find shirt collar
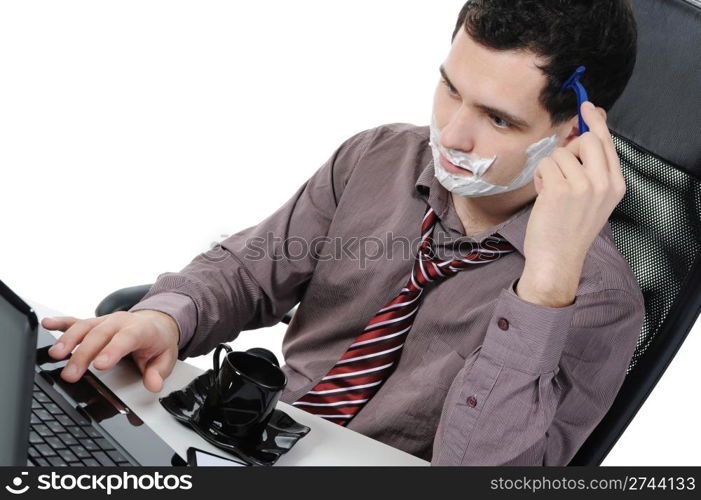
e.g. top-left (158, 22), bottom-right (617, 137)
top-left (414, 148), bottom-right (533, 258)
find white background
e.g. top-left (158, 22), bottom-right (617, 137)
top-left (0, 0), bottom-right (697, 466)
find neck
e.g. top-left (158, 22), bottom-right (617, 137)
top-left (451, 183), bottom-right (537, 235)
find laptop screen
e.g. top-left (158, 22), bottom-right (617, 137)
top-left (0, 279), bottom-right (38, 466)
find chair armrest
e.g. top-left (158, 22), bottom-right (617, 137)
top-left (95, 284), bottom-right (153, 317)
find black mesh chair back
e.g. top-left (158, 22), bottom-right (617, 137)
top-left (569, 0), bottom-right (701, 465)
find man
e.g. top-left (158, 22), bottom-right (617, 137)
top-left (42, 0), bottom-right (644, 465)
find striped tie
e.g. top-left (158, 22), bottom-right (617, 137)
top-left (292, 204), bottom-right (516, 425)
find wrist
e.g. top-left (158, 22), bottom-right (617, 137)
top-left (516, 267), bottom-right (579, 308)
top-left (132, 309), bottom-right (181, 346)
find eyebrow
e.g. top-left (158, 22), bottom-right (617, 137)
top-left (439, 64), bottom-right (531, 129)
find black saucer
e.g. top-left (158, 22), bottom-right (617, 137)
top-left (159, 369), bottom-right (310, 466)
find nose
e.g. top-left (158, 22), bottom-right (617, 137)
top-left (439, 107), bottom-right (475, 153)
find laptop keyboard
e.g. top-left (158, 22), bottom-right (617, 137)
top-left (28, 382), bottom-right (132, 467)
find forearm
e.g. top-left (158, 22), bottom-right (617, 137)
top-left (431, 280), bottom-right (645, 466)
top-left (129, 252), bottom-right (270, 359)
top-left (517, 257), bottom-right (584, 308)
top-left (431, 277), bottom-right (576, 465)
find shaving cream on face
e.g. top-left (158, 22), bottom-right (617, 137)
top-left (429, 111), bottom-right (559, 197)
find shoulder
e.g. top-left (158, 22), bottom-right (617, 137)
top-left (343, 122), bottom-right (429, 157)
top-left (358, 122), bottom-right (431, 174)
top-left (365, 122), bottom-right (430, 151)
top-left (372, 122), bottom-right (429, 139)
top-left (331, 122), bottom-right (431, 193)
top-left (330, 122), bottom-right (428, 167)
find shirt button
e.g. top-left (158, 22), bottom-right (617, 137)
top-left (497, 317), bottom-right (509, 330)
top-left (466, 395), bottom-right (477, 408)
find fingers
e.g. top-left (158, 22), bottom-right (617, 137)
top-left (563, 103), bottom-right (625, 197)
top-left (143, 349), bottom-right (177, 393)
top-left (131, 352), bottom-right (149, 375)
top-left (43, 310), bottom-right (178, 394)
top-left (47, 317), bottom-right (101, 360)
top-left (551, 147), bottom-right (587, 184)
top-left (578, 133), bottom-right (611, 193)
top-left (580, 101), bottom-right (620, 175)
top-left (91, 327), bottom-right (143, 371)
top-left (41, 316), bottom-right (78, 332)
top-left (580, 101), bottom-right (609, 143)
top-left (60, 319), bottom-right (123, 382)
top-left (535, 158), bottom-right (566, 192)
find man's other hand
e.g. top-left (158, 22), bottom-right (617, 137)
top-left (41, 310), bottom-right (181, 393)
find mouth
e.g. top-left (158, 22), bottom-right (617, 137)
top-left (439, 153), bottom-right (474, 176)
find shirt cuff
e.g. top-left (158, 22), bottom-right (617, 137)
top-left (479, 277), bottom-right (577, 375)
top-left (128, 292), bottom-right (198, 355)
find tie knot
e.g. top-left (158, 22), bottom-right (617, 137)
top-left (409, 233), bottom-right (517, 292)
top-left (420, 237), bottom-right (444, 267)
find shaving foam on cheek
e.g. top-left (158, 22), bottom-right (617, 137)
top-left (428, 111), bottom-right (559, 197)
top-left (428, 112), bottom-right (497, 176)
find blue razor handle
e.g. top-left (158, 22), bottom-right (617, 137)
top-left (559, 65), bottom-right (590, 135)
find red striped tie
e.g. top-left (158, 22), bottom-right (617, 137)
top-left (292, 205), bottom-right (516, 425)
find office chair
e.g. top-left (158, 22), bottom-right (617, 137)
top-left (568, 0), bottom-right (701, 464)
top-left (97, 0), bottom-right (701, 465)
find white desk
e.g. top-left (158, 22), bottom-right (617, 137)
top-left (25, 297), bottom-right (429, 466)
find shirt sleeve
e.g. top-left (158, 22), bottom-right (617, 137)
top-left (129, 126), bottom-right (379, 360)
top-left (430, 277), bottom-right (645, 466)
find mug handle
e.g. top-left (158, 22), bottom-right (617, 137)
top-left (213, 343), bottom-right (233, 383)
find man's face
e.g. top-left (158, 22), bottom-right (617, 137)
top-left (433, 29), bottom-right (577, 188)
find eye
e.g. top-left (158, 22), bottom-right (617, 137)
top-left (490, 114), bottom-right (511, 129)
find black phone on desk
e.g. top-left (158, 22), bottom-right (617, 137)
top-left (186, 447), bottom-right (251, 467)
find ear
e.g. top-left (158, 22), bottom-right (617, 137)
top-left (560, 115), bottom-right (580, 147)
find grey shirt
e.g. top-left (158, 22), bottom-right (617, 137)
top-left (130, 122), bottom-right (646, 466)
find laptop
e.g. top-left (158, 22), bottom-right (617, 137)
top-left (0, 279), bottom-right (183, 466)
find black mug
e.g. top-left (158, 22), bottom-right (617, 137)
top-left (199, 343), bottom-right (287, 441)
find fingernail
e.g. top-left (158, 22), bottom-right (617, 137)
top-left (50, 342), bottom-right (64, 352)
top-left (95, 354), bottom-right (109, 366)
top-left (63, 364), bottom-right (78, 377)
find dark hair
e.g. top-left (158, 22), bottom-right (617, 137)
top-left (452, 0), bottom-right (638, 125)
